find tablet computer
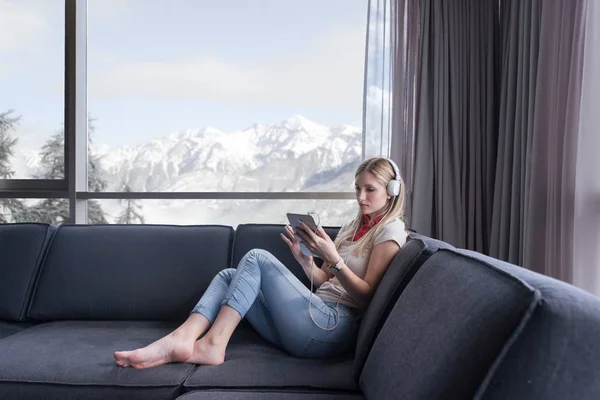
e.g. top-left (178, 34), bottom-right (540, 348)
top-left (286, 213), bottom-right (319, 257)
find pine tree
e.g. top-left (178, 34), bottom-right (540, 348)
top-left (0, 111), bottom-right (19, 178)
top-left (86, 116), bottom-right (108, 223)
top-left (116, 184), bottom-right (145, 224)
top-left (30, 116), bottom-right (108, 224)
top-left (0, 110), bottom-right (29, 223)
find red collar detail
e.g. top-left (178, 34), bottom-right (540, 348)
top-left (352, 214), bottom-right (384, 241)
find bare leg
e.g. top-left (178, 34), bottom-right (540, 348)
top-left (185, 305), bottom-right (242, 366)
top-left (113, 312), bottom-right (210, 369)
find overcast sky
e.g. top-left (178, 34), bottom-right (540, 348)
top-left (0, 0), bottom-right (368, 149)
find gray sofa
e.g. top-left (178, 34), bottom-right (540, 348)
top-left (0, 222), bottom-right (599, 399)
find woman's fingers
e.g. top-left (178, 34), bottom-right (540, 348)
top-left (282, 226), bottom-right (298, 245)
top-left (280, 233), bottom-right (292, 246)
top-left (296, 232), bottom-right (318, 254)
top-left (299, 221), bottom-right (318, 239)
top-left (281, 232), bottom-right (297, 250)
top-left (285, 225), bottom-right (297, 242)
top-left (296, 229), bottom-right (315, 251)
top-left (295, 229), bottom-right (309, 244)
top-left (300, 222), bottom-right (325, 247)
top-left (295, 227), bottom-right (310, 244)
top-left (316, 226), bottom-right (329, 240)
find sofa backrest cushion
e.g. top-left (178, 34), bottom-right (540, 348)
top-left (353, 233), bottom-right (455, 379)
top-left (0, 223), bottom-right (56, 321)
top-left (353, 238), bottom-right (427, 380)
top-left (231, 224), bottom-right (339, 288)
top-left (359, 249), bottom-right (541, 400)
top-left (453, 249), bottom-right (600, 400)
top-left (407, 231), bottom-right (455, 252)
top-left (28, 225), bottom-right (234, 321)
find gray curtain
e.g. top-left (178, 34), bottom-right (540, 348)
top-left (574, 0), bottom-right (600, 297)
top-left (401, 0), bottom-right (500, 252)
top-left (488, 0), bottom-right (541, 264)
top-left (389, 0), bottom-right (591, 286)
top-left (489, 0), bottom-right (587, 281)
top-left (390, 0), bottom-right (420, 225)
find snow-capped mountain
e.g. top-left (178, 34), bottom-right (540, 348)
top-left (13, 116), bottom-right (363, 226)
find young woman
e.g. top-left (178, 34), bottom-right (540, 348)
top-left (114, 157), bottom-right (408, 368)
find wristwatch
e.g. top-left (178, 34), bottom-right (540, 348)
top-left (327, 257), bottom-right (343, 274)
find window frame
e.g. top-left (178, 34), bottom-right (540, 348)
top-left (0, 0), bottom-right (364, 224)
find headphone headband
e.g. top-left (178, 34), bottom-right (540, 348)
top-left (386, 158), bottom-right (400, 180)
top-left (385, 158), bottom-right (401, 197)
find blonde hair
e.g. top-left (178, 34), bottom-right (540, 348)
top-left (334, 157), bottom-right (406, 256)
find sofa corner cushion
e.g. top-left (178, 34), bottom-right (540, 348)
top-left (0, 223), bottom-right (55, 321)
top-left (353, 238), bottom-right (428, 379)
top-left (359, 249), bottom-right (541, 400)
top-left (451, 248), bottom-right (600, 400)
top-left (28, 224), bottom-right (234, 321)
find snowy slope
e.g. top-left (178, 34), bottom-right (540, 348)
top-left (14, 115), bottom-right (363, 226)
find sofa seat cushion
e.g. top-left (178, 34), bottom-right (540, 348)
top-left (178, 390), bottom-right (365, 400)
top-left (0, 320), bottom-right (37, 340)
top-left (0, 321), bottom-right (196, 400)
top-left (184, 322), bottom-right (358, 392)
top-left (359, 249), bottom-right (541, 400)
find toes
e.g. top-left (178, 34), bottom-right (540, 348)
top-left (114, 350), bottom-right (134, 368)
top-left (114, 350), bottom-right (129, 360)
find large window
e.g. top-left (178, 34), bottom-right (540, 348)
top-left (0, 1), bottom-right (66, 224)
top-left (0, 0), bottom-right (65, 180)
top-left (1, 1), bottom-right (370, 225)
top-left (91, 199), bottom-right (357, 227)
top-left (87, 0), bottom-right (367, 195)
top-left (0, 198), bottom-right (66, 224)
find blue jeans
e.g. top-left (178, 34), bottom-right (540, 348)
top-left (191, 249), bottom-right (361, 358)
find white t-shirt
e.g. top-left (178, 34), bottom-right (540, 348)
top-left (315, 218), bottom-right (408, 311)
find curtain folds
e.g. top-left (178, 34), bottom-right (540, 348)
top-left (390, 0), bottom-right (420, 224)
top-left (490, 0), bottom-right (587, 281)
top-left (385, 0), bottom-right (595, 291)
top-left (489, 0), bottom-right (541, 265)
top-left (401, 0), bottom-right (499, 252)
top-left (573, 0), bottom-right (600, 296)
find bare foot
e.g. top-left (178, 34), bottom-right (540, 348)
top-left (185, 337), bottom-right (226, 366)
top-left (113, 332), bottom-right (194, 369)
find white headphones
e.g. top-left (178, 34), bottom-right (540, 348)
top-left (385, 158), bottom-right (401, 197)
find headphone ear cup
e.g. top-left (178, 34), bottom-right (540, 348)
top-left (387, 180), bottom-right (400, 197)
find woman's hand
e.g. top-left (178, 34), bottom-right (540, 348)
top-left (295, 222), bottom-right (340, 265)
top-left (280, 225), bottom-right (313, 267)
